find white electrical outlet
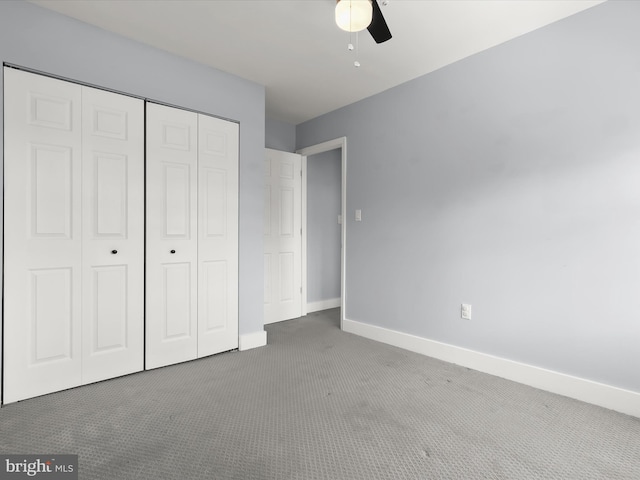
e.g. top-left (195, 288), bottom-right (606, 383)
top-left (461, 304), bottom-right (472, 320)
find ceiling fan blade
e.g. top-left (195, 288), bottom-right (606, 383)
top-left (367, 0), bottom-right (392, 44)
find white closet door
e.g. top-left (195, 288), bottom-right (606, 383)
top-left (146, 103), bottom-right (199, 369)
top-left (264, 149), bottom-right (302, 324)
top-left (81, 86), bottom-right (144, 383)
top-left (197, 114), bottom-right (239, 357)
top-left (3, 68), bottom-right (83, 403)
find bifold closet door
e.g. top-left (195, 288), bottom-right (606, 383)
top-left (197, 114), bottom-right (239, 357)
top-left (146, 103), bottom-right (199, 369)
top-left (80, 87), bottom-right (144, 384)
top-left (3, 68), bottom-right (144, 403)
top-left (4, 69), bottom-right (83, 403)
top-left (146, 104), bottom-right (239, 368)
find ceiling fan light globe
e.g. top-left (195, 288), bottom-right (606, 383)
top-left (335, 0), bottom-right (373, 33)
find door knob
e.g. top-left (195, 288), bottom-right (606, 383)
top-left (170, 249), bottom-right (176, 254)
top-left (111, 250), bottom-right (118, 254)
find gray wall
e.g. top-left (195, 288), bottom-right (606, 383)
top-left (0, 0), bottom-right (265, 354)
top-left (297, 0), bottom-right (640, 393)
top-left (266, 118), bottom-right (296, 152)
top-left (307, 150), bottom-right (342, 303)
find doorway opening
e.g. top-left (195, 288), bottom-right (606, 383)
top-left (298, 137), bottom-right (347, 329)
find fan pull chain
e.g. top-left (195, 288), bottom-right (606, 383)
top-left (347, 31), bottom-right (360, 68)
top-left (345, 1), bottom-right (361, 68)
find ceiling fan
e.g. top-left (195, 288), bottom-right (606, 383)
top-left (335, 0), bottom-right (392, 44)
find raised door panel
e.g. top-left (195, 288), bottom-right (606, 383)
top-left (3, 67), bottom-right (83, 403)
top-left (280, 186), bottom-right (294, 237)
top-left (30, 144), bottom-right (73, 238)
top-left (197, 114), bottom-right (238, 357)
top-left (90, 266), bottom-right (128, 351)
top-left (203, 168), bottom-right (227, 237)
top-left (163, 263), bottom-right (193, 339)
top-left (29, 268), bottom-right (74, 364)
top-left (164, 163), bottom-right (192, 237)
top-left (279, 253), bottom-right (295, 303)
top-left (93, 152), bottom-right (128, 237)
top-left (81, 86), bottom-right (144, 384)
top-left (201, 261), bottom-right (228, 333)
top-left (28, 93), bottom-right (72, 131)
top-left (146, 103), bottom-right (198, 369)
top-left (264, 149), bottom-right (302, 325)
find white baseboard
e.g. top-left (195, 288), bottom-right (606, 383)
top-left (238, 330), bottom-right (267, 351)
top-left (343, 318), bottom-right (640, 418)
top-left (307, 297), bottom-right (341, 313)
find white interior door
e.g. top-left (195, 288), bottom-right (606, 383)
top-left (146, 103), bottom-right (198, 369)
top-left (81, 86), bottom-right (144, 384)
top-left (197, 114), bottom-right (239, 357)
top-left (3, 68), bottom-right (83, 403)
top-left (264, 148), bottom-right (302, 324)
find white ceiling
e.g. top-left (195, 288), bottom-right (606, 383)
top-left (29, 0), bottom-right (604, 125)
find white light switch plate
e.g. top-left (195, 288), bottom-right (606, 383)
top-left (461, 304), bottom-right (472, 320)
top-left (338, 215), bottom-right (342, 225)
top-left (355, 209), bottom-right (362, 221)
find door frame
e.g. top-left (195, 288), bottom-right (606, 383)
top-left (297, 137), bottom-right (347, 329)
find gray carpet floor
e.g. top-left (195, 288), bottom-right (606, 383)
top-left (1, 308), bottom-right (639, 479)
